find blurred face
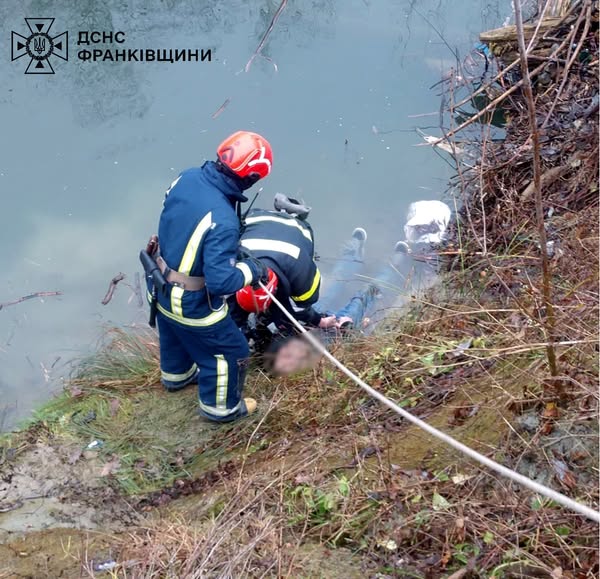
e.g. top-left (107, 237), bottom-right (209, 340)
top-left (273, 338), bottom-right (314, 375)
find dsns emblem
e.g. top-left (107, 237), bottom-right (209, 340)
top-left (11, 18), bottom-right (68, 74)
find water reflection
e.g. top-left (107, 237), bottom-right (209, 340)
top-left (1, 0), bottom-right (501, 429)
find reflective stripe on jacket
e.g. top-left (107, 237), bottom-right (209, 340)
top-left (153, 161), bottom-right (256, 326)
top-left (240, 209), bottom-right (321, 307)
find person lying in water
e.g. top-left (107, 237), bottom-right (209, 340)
top-left (232, 196), bottom-right (453, 375)
top-left (248, 199), bottom-right (454, 375)
top-left (236, 225), bottom-right (404, 375)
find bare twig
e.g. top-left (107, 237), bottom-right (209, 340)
top-left (101, 273), bottom-right (126, 306)
top-left (432, 21), bottom-right (581, 145)
top-left (245, 0), bottom-right (287, 73)
top-left (542, 0), bottom-right (593, 128)
top-left (211, 97), bottom-right (231, 119)
top-left (0, 291), bottom-right (62, 311)
top-left (513, 0), bottom-right (559, 382)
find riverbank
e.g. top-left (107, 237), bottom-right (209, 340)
top-left (1, 3), bottom-right (598, 577)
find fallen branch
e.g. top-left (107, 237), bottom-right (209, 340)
top-left (521, 165), bottom-right (570, 200)
top-left (101, 273), bottom-right (126, 306)
top-left (449, 0), bottom-right (581, 113)
top-left (479, 18), bottom-right (563, 43)
top-left (244, 0), bottom-right (287, 73)
top-left (211, 97), bottom-right (231, 119)
top-left (432, 14), bottom-right (582, 145)
top-left (0, 291), bottom-right (62, 311)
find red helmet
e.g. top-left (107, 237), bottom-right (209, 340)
top-left (236, 268), bottom-right (278, 313)
top-left (217, 131), bottom-right (273, 180)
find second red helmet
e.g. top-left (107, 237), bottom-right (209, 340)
top-left (236, 268), bottom-right (279, 314)
top-left (217, 131), bottom-right (273, 180)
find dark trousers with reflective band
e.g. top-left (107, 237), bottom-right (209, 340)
top-left (157, 312), bottom-right (250, 421)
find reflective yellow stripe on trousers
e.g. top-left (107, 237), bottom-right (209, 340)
top-left (198, 354), bottom-right (241, 418)
top-left (215, 354), bottom-right (228, 410)
top-left (161, 363), bottom-right (198, 383)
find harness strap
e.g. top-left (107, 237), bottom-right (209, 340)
top-left (156, 256), bottom-right (206, 291)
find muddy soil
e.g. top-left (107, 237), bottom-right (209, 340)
top-left (0, 441), bottom-right (141, 544)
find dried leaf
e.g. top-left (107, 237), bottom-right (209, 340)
top-left (452, 473), bottom-right (473, 485)
top-left (294, 474), bottom-right (313, 485)
top-left (69, 386), bottom-right (84, 398)
top-left (449, 404), bottom-right (480, 427)
top-left (540, 421), bottom-right (554, 435)
top-left (570, 450), bottom-right (588, 462)
top-left (440, 549), bottom-right (452, 567)
top-left (448, 338), bottom-right (473, 358)
top-left (109, 398), bottom-right (120, 417)
top-left (550, 458), bottom-right (578, 489)
top-left (543, 402), bottom-right (559, 419)
top-left (561, 470), bottom-right (578, 490)
top-left (550, 567), bottom-right (563, 579)
top-left (100, 456), bottom-right (121, 477)
top-left (379, 539), bottom-right (397, 551)
top-left (432, 492), bottom-right (451, 511)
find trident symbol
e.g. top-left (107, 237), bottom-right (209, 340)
top-left (34, 36), bottom-right (46, 54)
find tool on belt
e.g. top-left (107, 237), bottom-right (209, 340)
top-left (139, 235), bottom-right (206, 328)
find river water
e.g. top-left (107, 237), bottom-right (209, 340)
top-left (0, 0), bottom-right (504, 429)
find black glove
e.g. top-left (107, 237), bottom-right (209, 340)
top-left (245, 256), bottom-right (269, 288)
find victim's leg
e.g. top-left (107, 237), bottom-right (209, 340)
top-left (316, 228), bottom-right (367, 313)
top-left (335, 284), bottom-right (380, 327)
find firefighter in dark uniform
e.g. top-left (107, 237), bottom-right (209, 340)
top-left (230, 197), bottom-right (337, 352)
top-left (144, 131), bottom-right (272, 422)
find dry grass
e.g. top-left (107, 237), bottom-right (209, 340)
top-left (69, 326), bottom-right (161, 392)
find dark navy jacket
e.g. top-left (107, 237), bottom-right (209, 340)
top-left (230, 208), bottom-right (323, 332)
top-left (153, 161), bottom-right (258, 326)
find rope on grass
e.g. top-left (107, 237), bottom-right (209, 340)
top-left (259, 281), bottom-right (600, 523)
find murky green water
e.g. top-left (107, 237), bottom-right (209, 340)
top-left (0, 0), bottom-right (504, 429)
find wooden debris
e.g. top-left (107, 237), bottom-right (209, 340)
top-left (101, 273), bottom-right (126, 305)
top-left (211, 97), bottom-right (231, 119)
top-left (0, 291), bottom-right (62, 311)
top-left (480, 18), bottom-right (563, 43)
top-left (244, 0), bottom-right (287, 73)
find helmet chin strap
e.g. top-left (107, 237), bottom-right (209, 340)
top-left (215, 158), bottom-right (260, 191)
top-left (237, 173), bottom-right (261, 191)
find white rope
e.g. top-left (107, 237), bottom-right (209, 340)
top-left (259, 282), bottom-right (600, 523)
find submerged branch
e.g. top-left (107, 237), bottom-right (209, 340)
top-left (244, 0), bottom-right (287, 73)
top-left (0, 291), bottom-right (62, 311)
